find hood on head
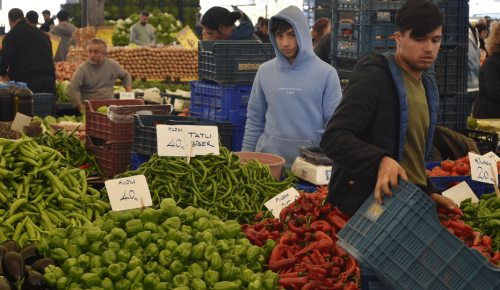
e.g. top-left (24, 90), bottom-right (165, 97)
top-left (269, 6), bottom-right (316, 70)
top-left (229, 11), bottom-right (256, 40)
top-left (52, 23), bottom-right (76, 37)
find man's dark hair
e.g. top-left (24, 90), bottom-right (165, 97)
top-left (57, 10), bottom-right (70, 21)
top-left (141, 10), bottom-right (150, 17)
top-left (271, 18), bottom-right (293, 35)
top-left (395, 0), bottom-right (445, 38)
top-left (257, 16), bottom-right (264, 24)
top-left (261, 19), bottom-right (269, 29)
top-left (42, 10), bottom-right (50, 16)
top-left (26, 11), bottom-right (39, 24)
top-left (8, 8), bottom-right (24, 22)
top-left (201, 7), bottom-right (241, 33)
top-left (475, 23), bottom-right (489, 35)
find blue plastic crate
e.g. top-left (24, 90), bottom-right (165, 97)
top-left (337, 179), bottom-right (500, 290)
top-left (437, 93), bottom-right (467, 132)
top-left (232, 124), bottom-right (245, 152)
top-left (201, 94), bottom-right (210, 105)
top-left (438, 0), bottom-right (469, 47)
top-left (33, 93), bottom-right (55, 118)
top-left (198, 41), bottom-right (276, 85)
top-left (215, 85), bottom-right (252, 109)
top-left (215, 109), bottom-right (247, 124)
top-left (191, 103), bottom-right (202, 115)
top-left (425, 162), bottom-right (496, 198)
top-left (332, 0), bottom-right (437, 12)
top-left (131, 152), bottom-right (151, 171)
top-left (192, 92), bottom-right (202, 104)
top-left (435, 45), bottom-right (468, 96)
top-left (360, 266), bottom-right (393, 290)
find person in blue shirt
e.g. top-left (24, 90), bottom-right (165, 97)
top-left (242, 6), bottom-right (342, 172)
top-left (201, 7), bottom-right (261, 42)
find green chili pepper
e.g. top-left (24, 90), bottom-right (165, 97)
top-left (46, 265), bottom-right (65, 280)
top-left (140, 208), bottom-right (159, 224)
top-left (153, 283), bottom-right (169, 290)
top-left (78, 254), bottom-right (91, 270)
top-left (125, 220), bottom-right (144, 237)
top-left (265, 240), bottom-right (277, 254)
top-left (136, 231), bottom-right (152, 247)
top-left (246, 246), bottom-right (260, 263)
top-left (123, 239), bottom-right (139, 252)
top-left (187, 263), bottom-right (204, 279)
top-left (130, 282), bottom-right (143, 290)
top-left (247, 280), bottom-right (263, 290)
top-left (241, 269), bottom-right (255, 286)
top-left (204, 245), bottom-right (217, 261)
top-left (172, 243), bottom-right (191, 261)
top-left (247, 262), bottom-right (262, 274)
top-left (159, 250), bottom-right (173, 267)
top-left (51, 248), bottom-right (69, 263)
top-left (56, 277), bottom-right (70, 290)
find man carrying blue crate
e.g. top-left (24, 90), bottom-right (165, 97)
top-left (320, 0), bottom-right (459, 219)
top-left (241, 6), bottom-right (343, 172)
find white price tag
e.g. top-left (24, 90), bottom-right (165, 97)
top-left (442, 181), bottom-right (479, 205)
top-left (156, 125), bottom-right (219, 157)
top-left (470, 152), bottom-right (499, 185)
top-left (119, 92), bottom-right (135, 100)
top-left (105, 175), bottom-right (152, 211)
top-left (484, 151), bottom-right (500, 163)
top-left (265, 188), bottom-right (301, 219)
top-left (11, 113), bottom-right (32, 132)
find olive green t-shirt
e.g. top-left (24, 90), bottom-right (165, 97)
top-left (400, 68), bottom-right (430, 187)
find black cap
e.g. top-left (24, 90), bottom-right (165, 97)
top-left (42, 10), bottom-right (50, 16)
top-left (201, 7), bottom-right (241, 30)
top-left (26, 11), bottom-right (39, 24)
top-left (57, 10), bottom-right (70, 21)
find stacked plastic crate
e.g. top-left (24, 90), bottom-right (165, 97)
top-left (303, 0), bottom-right (332, 28)
top-left (331, 0), bottom-right (469, 131)
top-left (191, 40), bottom-right (276, 151)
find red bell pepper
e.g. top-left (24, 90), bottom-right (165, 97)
top-left (344, 282), bottom-right (360, 290)
top-left (288, 221), bottom-right (306, 236)
top-left (278, 277), bottom-right (309, 289)
top-left (310, 249), bottom-right (326, 265)
top-left (327, 212), bottom-right (347, 229)
top-left (305, 264), bottom-right (327, 282)
top-left (330, 257), bottom-right (345, 268)
top-left (313, 206), bottom-right (321, 217)
top-left (437, 206), bottom-right (464, 217)
top-left (294, 241), bottom-right (318, 256)
top-left (269, 257), bottom-right (298, 272)
top-left (316, 283), bottom-right (343, 290)
top-left (301, 198), bottom-right (315, 211)
top-left (310, 221), bottom-right (332, 233)
top-left (301, 281), bottom-right (315, 290)
top-left (278, 273), bottom-right (299, 278)
top-left (473, 232), bottom-right (482, 246)
top-left (483, 235), bottom-right (493, 247)
top-left (280, 206), bottom-right (290, 221)
top-left (341, 257), bottom-right (357, 276)
top-left (449, 221), bottom-right (473, 238)
top-left (493, 252), bottom-right (500, 260)
top-left (440, 220), bottom-right (450, 227)
top-left (329, 267), bottom-right (341, 277)
top-left (254, 212), bottom-right (265, 222)
top-left (334, 206), bottom-right (351, 221)
top-left (447, 227), bottom-right (455, 234)
top-left (305, 213), bottom-right (317, 224)
top-left (334, 243), bottom-right (349, 258)
top-left (320, 201), bottom-right (332, 214)
top-left (315, 231), bottom-right (334, 244)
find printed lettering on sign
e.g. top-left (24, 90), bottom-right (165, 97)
top-left (238, 63), bottom-right (262, 71)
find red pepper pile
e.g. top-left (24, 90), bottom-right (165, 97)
top-left (442, 217), bottom-right (499, 265)
top-left (242, 186), bottom-right (360, 290)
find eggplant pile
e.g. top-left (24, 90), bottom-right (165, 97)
top-left (0, 241), bottom-right (54, 290)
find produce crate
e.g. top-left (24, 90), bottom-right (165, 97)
top-left (316, 0), bottom-right (332, 7)
top-left (131, 151), bottom-right (151, 171)
top-left (331, 0), bottom-right (437, 12)
top-left (133, 115), bottom-right (233, 155)
top-left (360, 266), bottom-right (393, 290)
top-left (337, 70), bottom-right (352, 89)
top-left (434, 45), bottom-right (468, 96)
top-left (459, 129), bottom-right (499, 155)
top-left (215, 109), bottom-right (247, 124)
top-left (337, 179), bottom-right (500, 290)
top-left (438, 0), bottom-right (469, 47)
top-left (437, 93), bottom-right (467, 132)
top-left (232, 124), bottom-right (246, 152)
top-left (86, 100), bottom-right (172, 143)
top-left (426, 162), bottom-right (496, 198)
top-left (198, 41), bottom-right (276, 85)
top-left (33, 93), bottom-right (55, 118)
top-left (86, 136), bottom-right (133, 177)
top-left (331, 14), bottom-right (397, 65)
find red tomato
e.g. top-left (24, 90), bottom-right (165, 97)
top-left (456, 163), bottom-right (470, 175)
top-left (178, 113), bottom-right (186, 116)
top-left (451, 172), bottom-right (460, 176)
top-left (463, 155), bottom-right (470, 166)
top-left (183, 109), bottom-right (190, 116)
top-left (429, 173), bottom-right (438, 177)
top-left (433, 166), bottom-right (443, 172)
top-left (456, 158), bottom-right (464, 164)
top-left (436, 171), bottom-right (448, 176)
top-left (426, 169), bottom-right (432, 175)
top-left (451, 166), bottom-right (457, 173)
top-left (441, 160), bottom-right (455, 172)
top-left (497, 161), bottom-right (500, 172)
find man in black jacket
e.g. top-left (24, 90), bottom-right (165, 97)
top-left (0, 9), bottom-right (56, 94)
top-left (320, 0), bottom-right (458, 219)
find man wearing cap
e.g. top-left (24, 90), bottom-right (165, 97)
top-left (25, 11), bottom-right (39, 27)
top-left (130, 10), bottom-right (156, 46)
top-left (0, 9), bottom-right (56, 94)
top-left (50, 10), bottom-right (78, 62)
top-left (40, 10), bottom-right (54, 32)
top-left (314, 12), bottom-right (357, 65)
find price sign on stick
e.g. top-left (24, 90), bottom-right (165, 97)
top-left (47, 33), bottom-right (61, 58)
top-left (176, 26), bottom-right (199, 49)
top-left (470, 152), bottom-right (499, 185)
top-left (156, 125), bottom-right (219, 157)
top-left (265, 188), bottom-right (301, 219)
top-left (484, 151), bottom-right (500, 163)
top-left (11, 113), bottom-right (32, 132)
top-left (105, 175), bottom-right (152, 211)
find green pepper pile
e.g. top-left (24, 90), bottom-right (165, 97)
top-left (460, 193), bottom-right (500, 252)
top-left (34, 126), bottom-right (102, 175)
top-left (101, 146), bottom-right (298, 223)
top-left (40, 198), bottom-right (279, 290)
top-left (0, 133), bottom-right (110, 247)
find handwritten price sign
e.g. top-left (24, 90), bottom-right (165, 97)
top-left (156, 125), bottom-right (219, 157)
top-left (265, 188), bottom-right (301, 219)
top-left (176, 26), bottom-right (199, 49)
top-left (105, 175), bottom-right (152, 211)
top-left (470, 152), bottom-right (499, 185)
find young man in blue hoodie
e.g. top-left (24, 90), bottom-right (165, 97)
top-left (320, 0), bottom-right (458, 219)
top-left (242, 6), bottom-right (342, 172)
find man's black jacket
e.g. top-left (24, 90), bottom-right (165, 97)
top-left (0, 20), bottom-right (55, 82)
top-left (320, 53), bottom-right (441, 216)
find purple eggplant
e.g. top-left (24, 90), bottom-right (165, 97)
top-left (0, 277), bottom-right (11, 290)
top-left (18, 245), bottom-right (41, 266)
top-left (0, 245), bottom-right (7, 259)
top-left (2, 241), bottom-right (20, 253)
top-left (29, 258), bottom-right (55, 275)
top-left (21, 270), bottom-right (44, 290)
top-left (2, 252), bottom-right (25, 290)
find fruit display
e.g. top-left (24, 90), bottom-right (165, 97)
top-left (426, 153), bottom-right (472, 177)
top-left (37, 199), bottom-right (278, 290)
top-left (55, 62), bottom-right (79, 82)
top-left (106, 47), bottom-right (198, 82)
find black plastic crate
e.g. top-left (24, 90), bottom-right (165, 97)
top-left (332, 0), bottom-right (437, 12)
top-left (434, 45), bottom-right (468, 95)
top-left (316, 0), bottom-right (332, 7)
top-left (33, 93), bottom-right (55, 118)
top-left (438, 0), bottom-right (469, 46)
top-left (133, 114), bottom-right (233, 155)
top-left (459, 129), bottom-right (499, 155)
top-left (314, 8), bottom-right (331, 20)
top-left (337, 70), bottom-right (352, 89)
top-left (437, 93), bottom-right (467, 132)
top-left (198, 41), bottom-right (276, 85)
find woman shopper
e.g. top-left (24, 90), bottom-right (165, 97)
top-left (311, 18), bottom-right (330, 48)
top-left (473, 24), bottom-right (500, 118)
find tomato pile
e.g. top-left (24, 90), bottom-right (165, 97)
top-left (242, 186), bottom-right (360, 290)
top-left (426, 153), bottom-right (473, 177)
